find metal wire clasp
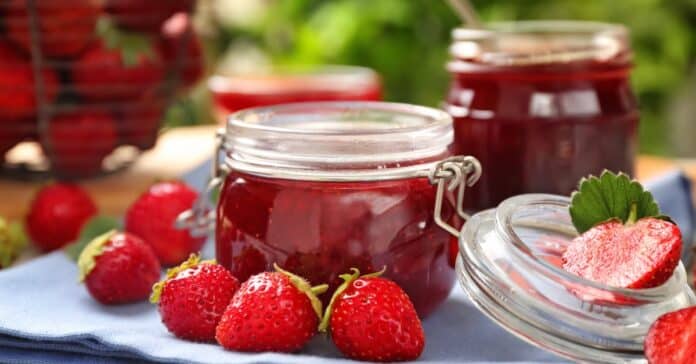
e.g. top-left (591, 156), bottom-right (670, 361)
top-left (175, 129), bottom-right (228, 237)
top-left (428, 156), bottom-right (482, 237)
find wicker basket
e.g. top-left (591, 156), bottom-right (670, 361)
top-left (0, 0), bottom-right (203, 179)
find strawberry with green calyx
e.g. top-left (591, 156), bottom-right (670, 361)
top-left (150, 254), bottom-right (239, 342)
top-left (563, 171), bottom-right (682, 289)
top-left (72, 19), bottom-right (165, 102)
top-left (78, 230), bottom-right (161, 304)
top-left (319, 268), bottom-right (425, 362)
top-left (0, 218), bottom-right (27, 268)
top-left (215, 264), bottom-right (328, 353)
top-left (64, 216), bottom-right (121, 261)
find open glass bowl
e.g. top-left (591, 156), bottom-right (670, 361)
top-left (458, 193), bottom-right (696, 363)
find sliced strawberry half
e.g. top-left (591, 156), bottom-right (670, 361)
top-left (562, 217), bottom-right (681, 289)
top-left (563, 171), bottom-right (683, 289)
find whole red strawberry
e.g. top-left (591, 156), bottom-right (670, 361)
top-left (3, 0), bottom-right (100, 58)
top-left (125, 181), bottom-right (205, 266)
top-left (320, 268), bottom-right (425, 362)
top-left (46, 110), bottom-right (118, 177)
top-left (562, 218), bottom-right (681, 289)
top-left (72, 41), bottom-right (165, 102)
top-left (157, 12), bottom-right (204, 90)
top-left (0, 41), bottom-right (59, 120)
top-left (78, 231), bottom-right (161, 305)
top-left (106, 0), bottom-right (195, 33)
top-left (645, 306), bottom-right (696, 363)
top-left (215, 264), bottom-right (327, 352)
top-left (26, 183), bottom-right (97, 252)
top-left (150, 254), bottom-right (239, 342)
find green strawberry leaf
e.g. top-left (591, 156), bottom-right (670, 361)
top-left (569, 170), bottom-right (667, 234)
top-left (97, 17), bottom-right (156, 67)
top-left (64, 216), bottom-right (121, 261)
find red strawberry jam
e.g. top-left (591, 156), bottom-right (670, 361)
top-left (446, 22), bottom-right (638, 210)
top-left (216, 172), bottom-right (456, 317)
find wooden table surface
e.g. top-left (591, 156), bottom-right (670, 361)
top-left (0, 126), bottom-right (218, 221)
top-left (1, 124), bottom-right (695, 221)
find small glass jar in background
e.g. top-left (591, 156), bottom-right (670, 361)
top-left (208, 65), bottom-right (382, 124)
top-left (458, 194), bottom-right (695, 363)
top-left (181, 102), bottom-right (481, 317)
top-left (446, 21), bottom-right (638, 210)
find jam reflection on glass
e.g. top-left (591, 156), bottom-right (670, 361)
top-left (448, 58), bottom-right (638, 210)
top-left (216, 171), bottom-right (458, 317)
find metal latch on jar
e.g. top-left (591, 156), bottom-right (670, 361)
top-left (175, 129), bottom-right (227, 237)
top-left (429, 156), bottom-right (482, 237)
top-left (176, 129), bottom-right (482, 239)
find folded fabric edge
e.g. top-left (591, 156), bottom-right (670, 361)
top-left (0, 330), bottom-right (194, 364)
top-left (0, 345), bottom-right (145, 364)
top-left (0, 333), bottom-right (160, 362)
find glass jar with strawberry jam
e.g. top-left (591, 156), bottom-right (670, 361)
top-left (446, 21), bottom-right (638, 210)
top-left (199, 102), bottom-right (481, 317)
top-left (458, 194), bottom-right (696, 362)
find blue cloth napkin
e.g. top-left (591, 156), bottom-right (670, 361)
top-left (0, 254), bottom-right (562, 364)
top-left (0, 165), bottom-right (691, 364)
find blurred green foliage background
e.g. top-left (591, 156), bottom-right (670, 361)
top-left (197, 0), bottom-right (696, 155)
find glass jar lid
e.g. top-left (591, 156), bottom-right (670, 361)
top-left (458, 194), bottom-right (696, 363)
top-left (449, 20), bottom-right (631, 69)
top-left (224, 101), bottom-right (454, 181)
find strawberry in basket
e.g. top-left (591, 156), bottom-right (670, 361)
top-left (0, 41), bottom-right (58, 159)
top-left (116, 94), bottom-right (166, 150)
top-left (45, 109), bottom-right (119, 176)
top-left (0, 41), bottom-right (58, 121)
top-left (72, 39), bottom-right (165, 102)
top-left (157, 12), bottom-right (204, 91)
top-left (2, 0), bottom-right (101, 59)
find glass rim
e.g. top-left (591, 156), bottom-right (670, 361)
top-left (452, 20), bottom-right (628, 40)
top-left (226, 101), bottom-right (452, 137)
top-left (222, 101), bottom-right (454, 182)
top-left (450, 20), bottom-right (630, 67)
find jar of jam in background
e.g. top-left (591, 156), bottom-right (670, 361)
top-left (446, 21), bottom-right (638, 210)
top-left (196, 102), bottom-right (481, 317)
top-left (208, 65), bottom-right (382, 124)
